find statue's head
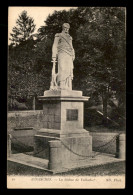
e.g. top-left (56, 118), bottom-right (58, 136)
top-left (62, 23), bottom-right (70, 34)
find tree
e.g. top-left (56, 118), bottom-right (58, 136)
top-left (10, 10), bottom-right (36, 45)
top-left (9, 11), bottom-right (37, 107)
top-left (75, 7), bottom-right (126, 125)
top-left (36, 7), bottom-right (125, 125)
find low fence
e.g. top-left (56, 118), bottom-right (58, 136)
top-left (8, 110), bottom-right (125, 156)
top-left (8, 130), bottom-right (123, 156)
top-left (90, 132), bottom-right (121, 155)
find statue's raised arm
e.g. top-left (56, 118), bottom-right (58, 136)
top-left (50, 23), bottom-right (75, 90)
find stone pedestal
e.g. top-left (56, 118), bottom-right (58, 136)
top-left (48, 140), bottom-right (62, 170)
top-left (34, 89), bottom-right (92, 171)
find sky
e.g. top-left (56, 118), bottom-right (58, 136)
top-left (8, 6), bottom-right (77, 44)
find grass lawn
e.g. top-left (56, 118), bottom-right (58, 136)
top-left (7, 161), bottom-right (125, 176)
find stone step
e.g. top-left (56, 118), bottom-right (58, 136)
top-left (7, 152), bottom-right (125, 174)
top-left (8, 153), bottom-right (49, 171)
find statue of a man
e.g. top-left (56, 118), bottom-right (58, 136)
top-left (51, 23), bottom-right (75, 90)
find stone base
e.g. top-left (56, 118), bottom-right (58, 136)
top-left (48, 136), bottom-right (92, 171)
top-left (34, 130), bottom-right (92, 171)
top-left (37, 128), bottom-right (90, 138)
top-left (38, 89), bottom-right (89, 102)
top-left (35, 89), bottom-right (92, 171)
top-left (44, 89), bottom-right (82, 97)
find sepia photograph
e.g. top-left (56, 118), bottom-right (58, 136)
top-left (7, 6), bottom-right (126, 189)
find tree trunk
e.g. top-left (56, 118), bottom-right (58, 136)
top-left (102, 90), bottom-right (108, 126)
top-left (33, 96), bottom-right (35, 110)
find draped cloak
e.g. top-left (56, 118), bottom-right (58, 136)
top-left (52, 32), bottom-right (75, 86)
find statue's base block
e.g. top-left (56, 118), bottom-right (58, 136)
top-left (34, 132), bottom-right (92, 171)
top-left (44, 89), bottom-right (83, 97)
top-left (48, 136), bottom-right (92, 171)
top-left (34, 89), bottom-right (92, 171)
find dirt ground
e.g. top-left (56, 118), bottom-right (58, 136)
top-left (7, 161), bottom-right (125, 176)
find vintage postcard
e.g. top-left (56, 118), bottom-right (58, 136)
top-left (7, 6), bottom-right (126, 189)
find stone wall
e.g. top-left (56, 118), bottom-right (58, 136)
top-left (8, 110), bottom-right (44, 131)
